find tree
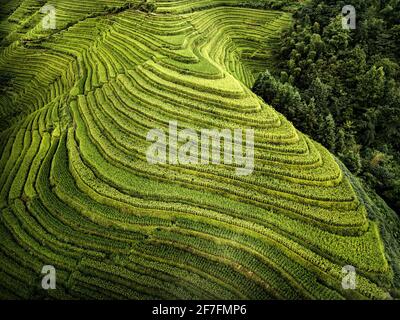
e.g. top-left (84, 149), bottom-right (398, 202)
top-left (323, 113), bottom-right (336, 152)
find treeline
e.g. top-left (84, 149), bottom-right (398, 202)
top-left (253, 0), bottom-right (400, 213)
top-left (237, 0), bottom-right (300, 11)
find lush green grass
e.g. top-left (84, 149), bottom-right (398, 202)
top-left (0, 0), bottom-right (397, 299)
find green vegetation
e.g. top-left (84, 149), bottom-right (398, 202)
top-left (0, 0), bottom-right (399, 299)
top-left (253, 0), bottom-right (400, 214)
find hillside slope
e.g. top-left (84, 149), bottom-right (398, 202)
top-left (0, 0), bottom-right (396, 299)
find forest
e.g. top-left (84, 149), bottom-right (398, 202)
top-left (254, 0), bottom-right (400, 213)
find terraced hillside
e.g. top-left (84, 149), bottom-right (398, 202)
top-left (0, 0), bottom-right (397, 299)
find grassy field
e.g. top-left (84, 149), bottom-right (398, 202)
top-left (0, 0), bottom-right (398, 299)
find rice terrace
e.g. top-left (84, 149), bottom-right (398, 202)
top-left (0, 0), bottom-right (399, 300)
